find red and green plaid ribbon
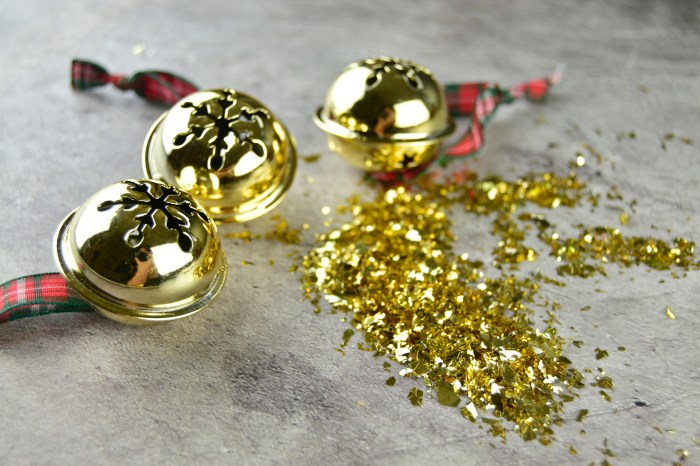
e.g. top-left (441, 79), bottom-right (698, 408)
top-left (0, 273), bottom-right (93, 323)
top-left (71, 59), bottom-right (198, 105)
top-left (371, 66), bottom-right (563, 185)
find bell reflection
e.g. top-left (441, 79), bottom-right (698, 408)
top-left (127, 248), bottom-right (157, 287)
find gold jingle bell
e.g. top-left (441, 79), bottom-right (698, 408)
top-left (55, 179), bottom-right (228, 325)
top-left (314, 57), bottom-right (456, 172)
top-left (143, 89), bottom-right (297, 222)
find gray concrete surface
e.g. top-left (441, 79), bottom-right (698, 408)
top-left (1, 0), bottom-right (699, 464)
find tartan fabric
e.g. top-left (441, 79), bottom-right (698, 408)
top-left (0, 273), bottom-right (93, 323)
top-left (71, 59), bottom-right (198, 105)
top-left (372, 67), bottom-right (562, 185)
top-left (441, 67), bottom-right (561, 160)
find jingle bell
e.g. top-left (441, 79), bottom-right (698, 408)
top-left (143, 89), bottom-right (297, 222)
top-left (55, 179), bottom-right (228, 325)
top-left (314, 57), bottom-right (456, 172)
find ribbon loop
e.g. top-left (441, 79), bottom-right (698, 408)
top-left (370, 67), bottom-right (562, 186)
top-left (71, 59), bottom-right (199, 105)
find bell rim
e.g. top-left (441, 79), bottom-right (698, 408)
top-left (313, 107), bottom-right (456, 145)
top-left (54, 210), bottom-right (228, 324)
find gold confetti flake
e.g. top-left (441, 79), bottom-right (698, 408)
top-left (302, 153), bottom-right (322, 163)
top-left (666, 306), bottom-right (676, 319)
top-left (408, 387), bottom-right (424, 406)
top-left (616, 131), bottom-right (637, 141)
top-left (576, 409), bottom-right (589, 422)
top-left (225, 230), bottom-right (262, 242)
top-left (386, 376), bottom-right (396, 386)
top-left (595, 348), bottom-right (609, 360)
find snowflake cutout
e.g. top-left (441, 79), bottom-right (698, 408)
top-left (171, 91), bottom-right (270, 171)
top-left (97, 180), bottom-right (209, 253)
top-left (363, 58), bottom-right (424, 91)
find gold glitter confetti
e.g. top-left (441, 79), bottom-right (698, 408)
top-left (661, 132), bottom-right (694, 150)
top-left (225, 218), bottom-right (302, 245)
top-left (298, 164), bottom-right (700, 445)
top-left (302, 186), bottom-right (585, 443)
top-left (340, 328), bottom-right (354, 348)
top-left (408, 387), bottom-right (423, 406)
top-left (676, 449), bottom-right (689, 462)
top-left (302, 153), bottom-right (321, 163)
top-left (616, 131), bottom-right (637, 141)
top-left (576, 409), bottom-right (589, 422)
top-left (666, 306), bottom-right (676, 319)
top-left (386, 376), bottom-right (396, 386)
top-left (597, 438), bottom-right (616, 465)
top-left (265, 219), bottom-right (302, 244)
top-left (225, 230), bottom-right (262, 242)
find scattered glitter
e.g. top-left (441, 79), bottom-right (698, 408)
top-left (225, 218), bottom-right (302, 245)
top-left (408, 387), bottom-right (424, 406)
top-left (266, 219), bottom-right (302, 244)
top-left (616, 131), bottom-right (637, 141)
top-left (661, 132), bottom-right (694, 150)
top-left (676, 449), bottom-right (689, 463)
top-left (225, 230), bottom-right (261, 242)
top-left (297, 161), bottom-right (700, 445)
top-left (302, 186), bottom-right (586, 443)
top-left (132, 43), bottom-right (146, 56)
top-left (597, 438), bottom-right (616, 465)
top-left (386, 376), bottom-right (396, 386)
top-left (576, 409), bottom-right (589, 422)
top-left (617, 346), bottom-right (626, 352)
top-left (340, 328), bottom-right (354, 348)
top-left (666, 306), bottom-right (676, 319)
top-left (542, 227), bottom-right (698, 277)
top-left (302, 153), bottom-right (321, 163)
top-left (569, 445), bottom-right (577, 455)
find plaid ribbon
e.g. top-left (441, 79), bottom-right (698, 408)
top-left (71, 59), bottom-right (198, 105)
top-left (372, 66), bottom-right (564, 185)
top-left (0, 273), bottom-right (93, 324)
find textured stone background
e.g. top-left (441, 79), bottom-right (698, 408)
top-left (1, 0), bottom-right (699, 464)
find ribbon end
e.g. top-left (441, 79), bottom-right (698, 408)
top-left (551, 64), bottom-right (566, 85)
